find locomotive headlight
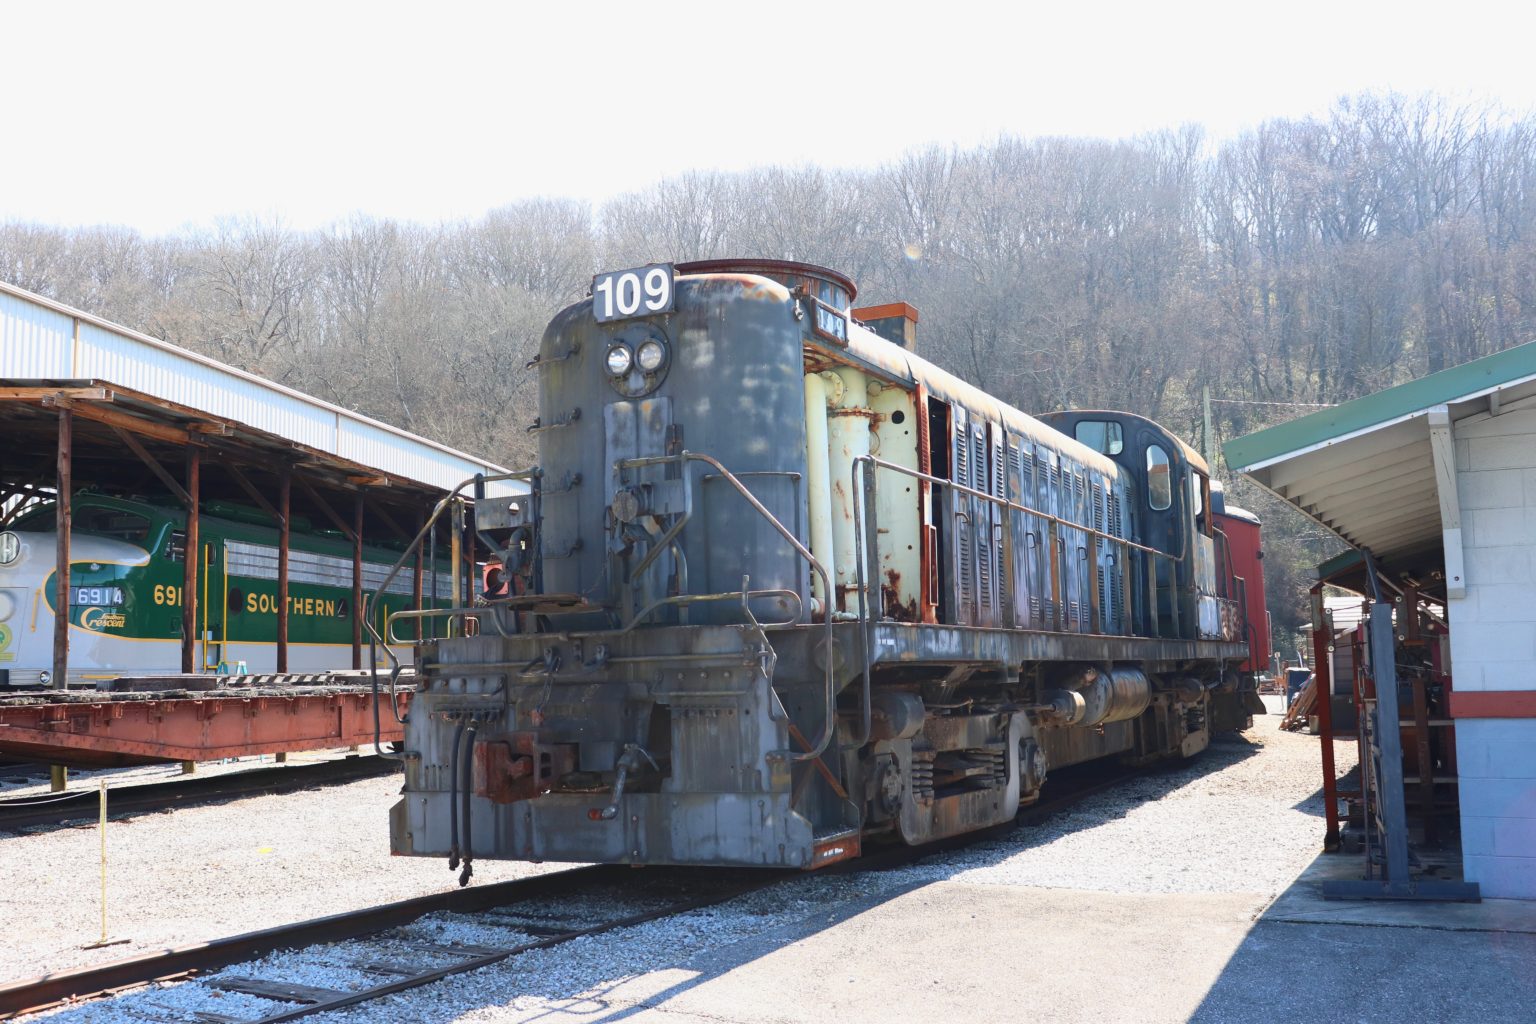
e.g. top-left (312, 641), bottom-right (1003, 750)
top-left (0, 532), bottom-right (18, 565)
top-left (635, 339), bottom-right (666, 372)
top-left (605, 345), bottom-right (633, 376)
top-left (603, 326), bottom-right (671, 398)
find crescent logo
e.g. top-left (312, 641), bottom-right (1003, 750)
top-left (80, 607), bottom-right (127, 632)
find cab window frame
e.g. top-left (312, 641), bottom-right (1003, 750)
top-left (1074, 420), bottom-right (1125, 456)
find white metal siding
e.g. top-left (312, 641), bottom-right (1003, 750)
top-left (0, 290), bottom-right (73, 377)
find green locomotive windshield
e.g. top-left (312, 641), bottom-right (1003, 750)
top-left (10, 503), bottom-right (153, 543)
top-left (76, 507), bottom-right (153, 543)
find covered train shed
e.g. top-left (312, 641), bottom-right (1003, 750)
top-left (1225, 341), bottom-right (1536, 900)
top-left (0, 280), bottom-right (517, 766)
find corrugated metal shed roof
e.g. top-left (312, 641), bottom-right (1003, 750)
top-left (1224, 341), bottom-right (1536, 576)
top-left (1, 281), bottom-right (521, 498)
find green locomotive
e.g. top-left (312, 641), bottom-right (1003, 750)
top-left (0, 493), bottom-right (454, 687)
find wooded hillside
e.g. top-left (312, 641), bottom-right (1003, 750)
top-left (6, 94), bottom-right (1532, 651)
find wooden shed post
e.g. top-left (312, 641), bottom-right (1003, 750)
top-left (181, 449), bottom-right (200, 675)
top-left (52, 409), bottom-right (71, 688)
top-left (352, 495), bottom-right (363, 670)
top-left (277, 467), bottom-right (291, 673)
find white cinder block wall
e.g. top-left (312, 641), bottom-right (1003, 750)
top-left (1450, 402), bottom-right (1536, 900)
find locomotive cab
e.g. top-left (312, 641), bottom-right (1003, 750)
top-left (1037, 411), bottom-right (1236, 644)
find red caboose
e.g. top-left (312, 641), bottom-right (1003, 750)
top-left (1213, 501), bottom-right (1270, 679)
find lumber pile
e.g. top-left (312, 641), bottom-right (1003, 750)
top-left (1280, 675), bottom-right (1317, 731)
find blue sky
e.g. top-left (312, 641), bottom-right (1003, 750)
top-left (4, 0), bottom-right (1532, 235)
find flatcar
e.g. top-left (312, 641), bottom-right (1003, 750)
top-left (0, 493), bottom-right (455, 687)
top-left (386, 259), bottom-right (1266, 874)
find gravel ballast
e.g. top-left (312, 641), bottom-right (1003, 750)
top-left (0, 767), bottom-right (567, 980)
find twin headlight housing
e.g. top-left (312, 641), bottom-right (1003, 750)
top-left (604, 332), bottom-right (670, 397)
top-left (606, 339), bottom-right (666, 375)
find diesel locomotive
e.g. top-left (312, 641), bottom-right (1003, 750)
top-left (382, 259), bottom-right (1265, 874)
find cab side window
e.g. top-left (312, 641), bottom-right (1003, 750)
top-left (1147, 445), bottom-right (1171, 510)
top-left (1074, 420), bottom-right (1124, 455)
top-left (1192, 472), bottom-right (1205, 519)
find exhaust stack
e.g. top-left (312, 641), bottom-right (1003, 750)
top-left (853, 302), bottom-right (919, 350)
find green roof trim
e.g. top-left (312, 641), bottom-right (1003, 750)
top-left (1316, 548), bottom-right (1366, 581)
top-left (1223, 340), bottom-right (1536, 471)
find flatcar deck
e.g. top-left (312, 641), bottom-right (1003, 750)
top-left (0, 672), bottom-right (414, 767)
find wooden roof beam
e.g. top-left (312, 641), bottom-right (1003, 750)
top-left (224, 464), bottom-right (285, 526)
top-left (108, 425), bottom-right (193, 507)
top-left (295, 476), bottom-right (357, 542)
top-left (59, 399), bottom-right (191, 445)
top-left (0, 386), bottom-right (112, 402)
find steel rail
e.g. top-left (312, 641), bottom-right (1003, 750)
top-left (0, 866), bottom-right (616, 1019)
top-left (0, 756), bottom-right (399, 833)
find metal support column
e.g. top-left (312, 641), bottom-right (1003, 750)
top-left (1310, 583), bottom-right (1340, 851)
top-left (52, 409), bottom-right (71, 688)
top-left (1323, 559), bottom-right (1479, 901)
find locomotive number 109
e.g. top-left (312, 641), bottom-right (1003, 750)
top-left (592, 263), bottom-right (674, 322)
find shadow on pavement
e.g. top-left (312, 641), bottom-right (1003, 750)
top-left (1189, 847), bottom-right (1536, 1024)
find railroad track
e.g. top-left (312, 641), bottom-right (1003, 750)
top-left (0, 756), bottom-right (400, 833)
top-left (0, 865), bottom-right (777, 1021)
top-left (0, 759), bottom-right (1144, 1021)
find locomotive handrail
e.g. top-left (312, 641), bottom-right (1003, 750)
top-left (366, 468), bottom-right (542, 667)
top-left (614, 451), bottom-right (837, 764)
top-left (852, 453), bottom-right (1182, 652)
top-left (387, 606), bottom-right (501, 644)
top-left (363, 468), bottom-right (540, 761)
top-left (610, 585), bottom-right (803, 635)
top-left (855, 454), bottom-right (1178, 562)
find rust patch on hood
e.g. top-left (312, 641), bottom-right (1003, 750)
top-left (882, 569), bottom-right (918, 623)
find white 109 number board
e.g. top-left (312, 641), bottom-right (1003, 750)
top-left (592, 264), bottom-right (674, 323)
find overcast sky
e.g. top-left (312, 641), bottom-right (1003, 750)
top-left (4, 0), bottom-right (1533, 236)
